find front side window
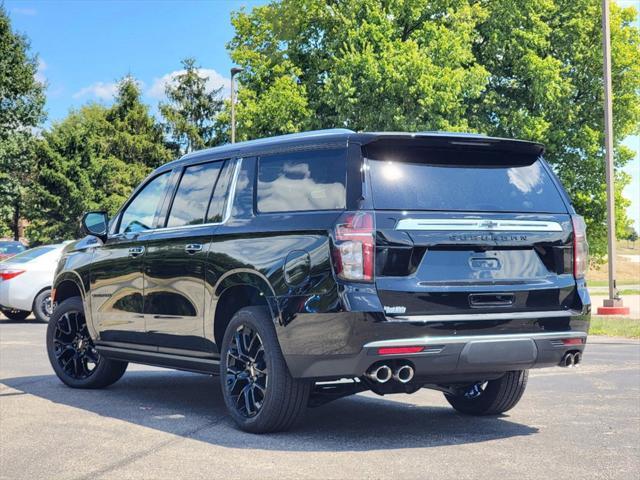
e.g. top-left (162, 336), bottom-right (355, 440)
top-left (257, 149), bottom-right (347, 213)
top-left (119, 172), bottom-right (170, 233)
top-left (166, 162), bottom-right (223, 228)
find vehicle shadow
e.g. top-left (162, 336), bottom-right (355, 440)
top-left (0, 317), bottom-right (43, 324)
top-left (1, 370), bottom-right (538, 451)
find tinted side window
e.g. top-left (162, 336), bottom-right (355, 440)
top-left (206, 160), bottom-right (234, 223)
top-left (119, 172), bottom-right (170, 233)
top-left (257, 149), bottom-right (347, 213)
top-left (167, 162), bottom-right (223, 228)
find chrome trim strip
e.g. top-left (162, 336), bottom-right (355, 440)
top-left (395, 218), bottom-right (563, 232)
top-left (364, 331), bottom-right (588, 348)
top-left (144, 158), bottom-right (243, 235)
top-left (386, 310), bottom-right (575, 322)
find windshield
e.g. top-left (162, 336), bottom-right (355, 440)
top-left (2, 246), bottom-right (57, 264)
top-left (367, 157), bottom-right (567, 213)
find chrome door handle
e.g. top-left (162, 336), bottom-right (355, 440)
top-left (128, 246), bottom-right (145, 257)
top-left (184, 243), bottom-right (203, 254)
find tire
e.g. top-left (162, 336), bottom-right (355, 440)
top-left (0, 308), bottom-right (30, 321)
top-left (444, 370), bottom-right (529, 416)
top-left (46, 296), bottom-right (128, 389)
top-left (32, 288), bottom-right (53, 323)
top-left (220, 306), bottom-right (311, 433)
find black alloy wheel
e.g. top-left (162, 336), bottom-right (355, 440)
top-left (52, 308), bottom-right (100, 379)
top-left (225, 325), bottom-right (268, 417)
top-left (46, 296), bottom-right (128, 389)
top-left (444, 370), bottom-right (529, 415)
top-left (220, 307), bottom-right (310, 433)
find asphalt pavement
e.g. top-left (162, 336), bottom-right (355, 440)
top-left (1, 317), bottom-right (638, 480)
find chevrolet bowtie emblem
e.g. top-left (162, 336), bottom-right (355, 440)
top-left (480, 220), bottom-right (499, 229)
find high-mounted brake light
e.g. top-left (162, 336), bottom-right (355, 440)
top-left (332, 211), bottom-right (375, 282)
top-left (571, 215), bottom-right (588, 279)
top-left (0, 269), bottom-right (25, 281)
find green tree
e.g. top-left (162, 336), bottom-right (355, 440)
top-left (469, 0), bottom-right (640, 258)
top-left (28, 77), bottom-right (175, 243)
top-left (159, 58), bottom-right (224, 153)
top-left (0, 6), bottom-right (45, 239)
top-left (226, 0), bottom-right (640, 258)
top-left (623, 226), bottom-right (638, 248)
top-left (227, 0), bottom-right (488, 140)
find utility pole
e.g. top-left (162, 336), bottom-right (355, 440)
top-left (597, 0), bottom-right (630, 315)
top-left (230, 67), bottom-right (243, 144)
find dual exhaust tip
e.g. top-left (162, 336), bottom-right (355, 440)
top-left (366, 364), bottom-right (414, 384)
top-left (561, 351), bottom-right (582, 368)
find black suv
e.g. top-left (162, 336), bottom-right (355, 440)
top-left (47, 129), bottom-right (590, 433)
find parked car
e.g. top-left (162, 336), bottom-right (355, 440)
top-left (0, 243), bottom-right (68, 322)
top-left (47, 129), bottom-right (590, 433)
top-left (0, 240), bottom-right (27, 262)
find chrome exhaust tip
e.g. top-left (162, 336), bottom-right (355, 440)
top-left (561, 352), bottom-right (575, 367)
top-left (573, 352), bottom-right (581, 366)
top-left (366, 365), bottom-right (392, 383)
top-left (393, 365), bottom-right (415, 384)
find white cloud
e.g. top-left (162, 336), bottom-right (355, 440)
top-left (147, 68), bottom-right (230, 100)
top-left (12, 7), bottom-right (37, 16)
top-left (35, 59), bottom-right (47, 84)
top-left (73, 81), bottom-right (119, 100)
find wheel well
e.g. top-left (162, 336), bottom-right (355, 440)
top-left (214, 285), bottom-right (269, 347)
top-left (54, 280), bottom-right (82, 305)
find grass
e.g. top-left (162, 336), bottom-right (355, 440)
top-left (589, 316), bottom-right (640, 339)
top-left (617, 289), bottom-right (640, 296)
top-left (588, 280), bottom-right (639, 287)
top-left (587, 240), bottom-right (640, 285)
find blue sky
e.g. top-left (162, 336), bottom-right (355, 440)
top-left (5, 0), bottom-right (639, 231)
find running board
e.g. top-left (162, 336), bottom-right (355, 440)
top-left (96, 345), bottom-right (219, 375)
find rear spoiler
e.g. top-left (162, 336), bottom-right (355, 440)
top-left (361, 133), bottom-right (545, 166)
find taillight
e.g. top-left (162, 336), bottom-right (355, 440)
top-left (332, 211), bottom-right (375, 282)
top-left (572, 215), bottom-right (588, 279)
top-left (0, 269), bottom-right (25, 281)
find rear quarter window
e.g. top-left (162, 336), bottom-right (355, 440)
top-left (368, 157), bottom-right (567, 213)
top-left (257, 149), bottom-right (347, 213)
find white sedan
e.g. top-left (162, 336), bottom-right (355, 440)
top-left (0, 243), bottom-right (68, 322)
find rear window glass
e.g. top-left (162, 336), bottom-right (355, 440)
top-left (0, 242), bottom-right (26, 255)
top-left (4, 246), bottom-right (57, 263)
top-left (368, 158), bottom-right (567, 213)
top-left (257, 149), bottom-right (347, 213)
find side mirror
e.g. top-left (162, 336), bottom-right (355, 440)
top-left (81, 211), bottom-right (108, 240)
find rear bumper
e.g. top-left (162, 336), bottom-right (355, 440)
top-left (286, 329), bottom-right (588, 380)
top-left (278, 307), bottom-right (590, 379)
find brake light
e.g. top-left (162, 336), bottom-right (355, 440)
top-left (332, 211), bottom-right (375, 282)
top-left (0, 269), bottom-right (25, 281)
top-left (571, 215), bottom-right (589, 279)
top-left (561, 338), bottom-right (584, 345)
